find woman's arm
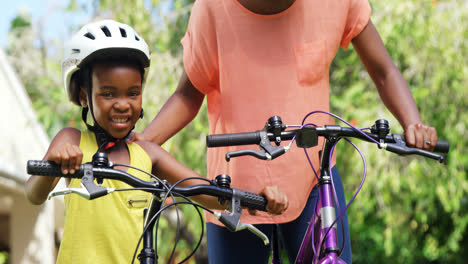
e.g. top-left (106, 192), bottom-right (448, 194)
top-left (25, 127), bottom-right (82, 205)
top-left (351, 20), bottom-right (437, 150)
top-left (141, 69), bottom-right (205, 145)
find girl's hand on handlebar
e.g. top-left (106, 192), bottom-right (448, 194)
top-left (404, 123), bottom-right (438, 152)
top-left (45, 143), bottom-right (83, 175)
top-left (249, 186), bottom-right (289, 216)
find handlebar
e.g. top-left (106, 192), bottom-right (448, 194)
top-left (206, 118), bottom-right (450, 163)
top-left (27, 153), bottom-right (275, 258)
top-left (207, 128), bottom-right (449, 153)
top-left (26, 159), bottom-right (268, 211)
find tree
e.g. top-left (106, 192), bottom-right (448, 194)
top-left (7, 9), bottom-right (84, 138)
top-left (330, 1), bottom-right (467, 263)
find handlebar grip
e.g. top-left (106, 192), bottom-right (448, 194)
top-left (434, 140), bottom-right (450, 154)
top-left (386, 134), bottom-right (450, 154)
top-left (27, 160), bottom-right (84, 178)
top-left (234, 189), bottom-right (268, 211)
top-left (207, 132), bottom-right (261, 147)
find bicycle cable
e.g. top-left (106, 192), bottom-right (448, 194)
top-left (299, 111), bottom-right (376, 260)
top-left (111, 163), bottom-right (185, 264)
top-left (127, 175), bottom-right (215, 264)
top-left (316, 138), bottom-right (368, 260)
top-left (162, 177), bottom-right (213, 264)
top-left (285, 122), bottom-right (347, 259)
top-left (131, 200), bottom-right (210, 264)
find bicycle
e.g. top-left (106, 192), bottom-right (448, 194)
top-left (205, 111), bottom-right (450, 264)
top-left (27, 152), bottom-right (273, 264)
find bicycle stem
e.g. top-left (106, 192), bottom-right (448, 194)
top-left (139, 198), bottom-right (159, 264)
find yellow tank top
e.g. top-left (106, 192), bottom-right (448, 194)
top-left (57, 130), bottom-right (152, 263)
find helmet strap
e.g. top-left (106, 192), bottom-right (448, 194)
top-left (81, 107), bottom-right (127, 151)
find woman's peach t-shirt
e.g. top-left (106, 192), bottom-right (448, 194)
top-left (182, 0), bottom-right (371, 225)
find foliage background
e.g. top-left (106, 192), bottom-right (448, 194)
top-left (4, 0), bottom-right (466, 263)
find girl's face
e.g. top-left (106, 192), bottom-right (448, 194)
top-left (83, 61), bottom-right (143, 139)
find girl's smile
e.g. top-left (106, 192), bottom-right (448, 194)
top-left (110, 116), bottom-right (131, 128)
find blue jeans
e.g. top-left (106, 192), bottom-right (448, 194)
top-left (207, 167), bottom-right (352, 264)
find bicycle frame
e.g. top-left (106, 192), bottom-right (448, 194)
top-left (295, 137), bottom-right (345, 264)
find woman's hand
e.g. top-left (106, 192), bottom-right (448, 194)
top-left (126, 131), bottom-right (148, 144)
top-left (45, 143), bottom-right (83, 175)
top-left (249, 186), bottom-right (289, 216)
top-left (404, 123), bottom-right (438, 151)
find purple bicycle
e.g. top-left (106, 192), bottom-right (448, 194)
top-left (206, 111), bottom-right (450, 264)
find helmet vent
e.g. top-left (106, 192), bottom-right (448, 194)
top-left (135, 35), bottom-right (140, 41)
top-left (119, 27), bottom-right (127, 37)
top-left (101, 26), bottom-right (112, 37)
top-left (84, 32), bottom-right (95, 40)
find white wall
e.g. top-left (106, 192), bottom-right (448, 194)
top-left (0, 48), bottom-right (63, 264)
top-left (11, 189), bottom-right (56, 264)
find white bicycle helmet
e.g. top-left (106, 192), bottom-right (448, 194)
top-left (62, 19), bottom-right (150, 105)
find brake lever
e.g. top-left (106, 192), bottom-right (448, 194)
top-left (48, 187), bottom-right (90, 200)
top-left (225, 131), bottom-right (288, 162)
top-left (379, 135), bottom-right (446, 163)
top-left (47, 163), bottom-right (115, 200)
top-left (213, 192), bottom-right (270, 245)
top-left (47, 186), bottom-right (115, 200)
top-left (226, 149), bottom-right (269, 161)
top-left (214, 210), bottom-right (270, 245)
top-left (382, 143), bottom-right (445, 163)
top-left (78, 164), bottom-right (109, 198)
top-left (236, 222), bottom-right (270, 246)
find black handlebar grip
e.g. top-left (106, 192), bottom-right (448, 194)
top-left (207, 132), bottom-right (261, 147)
top-left (234, 189), bottom-right (268, 211)
top-left (27, 160), bottom-right (84, 178)
top-left (388, 135), bottom-right (450, 154)
top-left (434, 140), bottom-right (450, 154)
